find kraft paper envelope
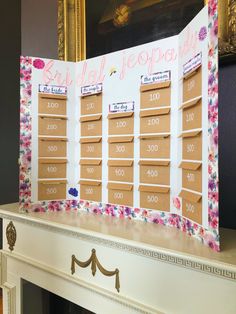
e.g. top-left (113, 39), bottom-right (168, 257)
top-left (179, 190), bottom-right (202, 224)
top-left (107, 182), bottom-right (133, 206)
top-left (139, 185), bottom-right (170, 211)
top-left (139, 134), bottom-right (170, 159)
top-left (79, 180), bottom-right (102, 202)
top-left (80, 159), bottom-right (102, 180)
top-left (80, 137), bottom-right (102, 158)
top-left (139, 160), bottom-right (170, 185)
top-left (38, 115), bottom-right (67, 137)
top-left (38, 93), bottom-right (67, 116)
top-left (38, 158), bottom-right (67, 179)
top-left (38, 179), bottom-right (67, 201)
top-left (108, 112), bottom-right (134, 135)
top-left (180, 130), bottom-right (202, 160)
top-left (108, 136), bottom-right (134, 158)
top-left (38, 137), bottom-right (67, 158)
top-left (140, 81), bottom-right (171, 109)
top-left (140, 108), bottom-right (170, 133)
top-left (183, 65), bottom-right (202, 102)
top-left (80, 93), bottom-right (102, 115)
top-left (108, 159), bottom-right (133, 182)
top-left (179, 161), bottom-right (202, 192)
top-left (80, 114), bottom-right (102, 137)
top-left (180, 97), bottom-right (202, 131)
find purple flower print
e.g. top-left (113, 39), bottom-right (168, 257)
top-left (68, 188), bottom-right (78, 197)
top-left (208, 179), bottom-right (216, 191)
top-left (199, 26), bottom-right (207, 41)
top-left (125, 207), bottom-right (131, 216)
top-left (208, 73), bottom-right (215, 85)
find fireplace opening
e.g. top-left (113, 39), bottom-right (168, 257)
top-left (22, 280), bottom-right (95, 314)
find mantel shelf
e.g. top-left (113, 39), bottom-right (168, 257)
top-left (0, 203), bottom-right (236, 275)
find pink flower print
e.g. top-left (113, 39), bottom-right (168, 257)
top-left (142, 210), bottom-right (148, 217)
top-left (209, 108), bottom-right (217, 123)
top-left (209, 192), bottom-right (218, 202)
top-left (22, 151), bottom-right (31, 165)
top-left (168, 216), bottom-right (175, 226)
top-left (65, 202), bottom-right (71, 211)
top-left (134, 207), bottom-right (140, 214)
top-left (33, 58), bottom-right (45, 70)
top-left (119, 210), bottom-right (124, 219)
top-left (23, 85), bottom-right (32, 98)
top-left (208, 153), bottom-right (214, 162)
top-left (173, 197), bottom-right (181, 210)
top-left (193, 223), bottom-right (199, 231)
top-left (199, 227), bottom-right (205, 237)
top-left (105, 207), bottom-right (110, 215)
top-left (210, 216), bottom-right (218, 229)
top-left (208, 165), bottom-right (212, 174)
top-left (20, 56), bottom-right (32, 66)
top-left (204, 233), bottom-right (218, 251)
top-left (48, 203), bottom-right (56, 211)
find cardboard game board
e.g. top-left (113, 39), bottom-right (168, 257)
top-left (19, 2), bottom-right (219, 250)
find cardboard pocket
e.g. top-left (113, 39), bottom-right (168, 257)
top-left (80, 93), bottom-right (102, 115)
top-left (140, 81), bottom-right (171, 109)
top-left (139, 135), bottom-right (170, 158)
top-left (38, 116), bottom-right (67, 136)
top-left (80, 114), bottom-right (102, 137)
top-left (108, 160), bottom-right (133, 182)
top-left (38, 180), bottom-right (67, 201)
top-left (183, 65), bottom-right (202, 102)
top-left (179, 190), bottom-right (202, 224)
top-left (108, 112), bottom-right (134, 135)
top-left (107, 182), bottom-right (133, 206)
top-left (139, 185), bottom-right (170, 211)
top-left (181, 131), bottom-right (202, 160)
top-left (140, 108), bottom-right (170, 133)
top-left (80, 137), bottom-right (102, 158)
top-left (38, 159), bottom-right (67, 178)
top-left (179, 161), bottom-right (202, 193)
top-left (79, 180), bottom-right (102, 202)
top-left (180, 97), bottom-right (202, 131)
top-left (108, 136), bottom-right (134, 158)
top-left (38, 93), bottom-right (67, 115)
top-left (38, 138), bottom-right (67, 158)
top-left (80, 159), bottom-right (102, 180)
top-left (139, 160), bottom-right (170, 185)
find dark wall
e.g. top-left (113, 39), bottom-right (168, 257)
top-left (21, 0), bottom-right (58, 59)
top-left (0, 1), bottom-right (21, 205)
top-left (0, 0), bottom-right (21, 248)
top-left (219, 64), bottom-right (236, 229)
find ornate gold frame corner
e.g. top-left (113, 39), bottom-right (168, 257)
top-left (219, 0), bottom-right (236, 59)
top-left (58, 0), bottom-right (86, 61)
top-left (58, 0), bottom-right (236, 62)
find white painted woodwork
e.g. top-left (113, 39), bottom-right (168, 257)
top-left (0, 203), bottom-right (236, 314)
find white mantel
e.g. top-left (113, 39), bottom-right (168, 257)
top-left (0, 203), bottom-right (236, 314)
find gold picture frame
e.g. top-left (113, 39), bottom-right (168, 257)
top-left (58, 0), bottom-right (236, 62)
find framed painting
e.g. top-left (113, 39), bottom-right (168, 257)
top-left (58, 0), bottom-right (235, 62)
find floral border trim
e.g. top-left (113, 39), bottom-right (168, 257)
top-left (19, 56), bottom-right (32, 211)
top-left (19, 0), bottom-right (219, 251)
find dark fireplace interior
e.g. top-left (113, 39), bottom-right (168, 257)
top-left (22, 280), bottom-right (95, 314)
